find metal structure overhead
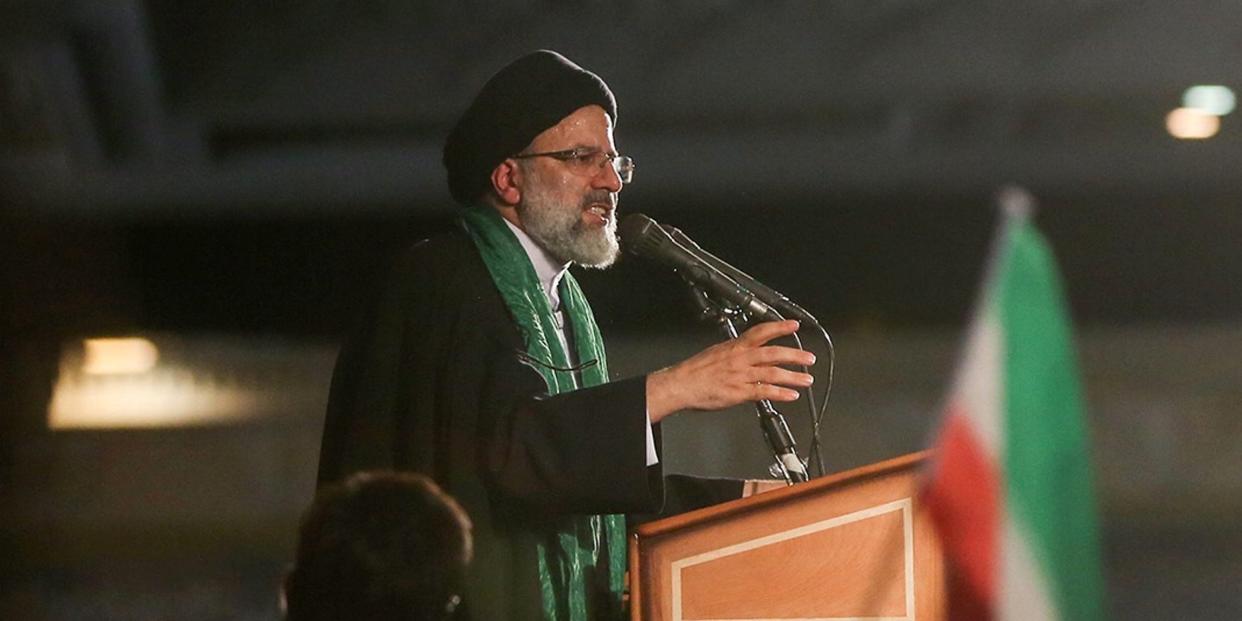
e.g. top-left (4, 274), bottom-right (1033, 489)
top-left (4, 1), bottom-right (1242, 213)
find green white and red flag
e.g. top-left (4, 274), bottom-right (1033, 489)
top-left (922, 190), bottom-right (1107, 621)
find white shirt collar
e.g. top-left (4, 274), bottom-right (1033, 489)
top-left (502, 217), bottom-right (571, 310)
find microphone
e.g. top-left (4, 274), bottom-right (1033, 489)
top-left (660, 224), bottom-right (819, 326)
top-left (619, 214), bottom-right (816, 324)
top-left (618, 212), bottom-right (810, 483)
top-left (618, 214), bottom-right (783, 321)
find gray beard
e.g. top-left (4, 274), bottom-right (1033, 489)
top-left (517, 189), bottom-right (619, 269)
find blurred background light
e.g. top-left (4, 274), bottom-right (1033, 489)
top-left (1182, 84), bottom-right (1236, 116)
top-left (82, 337), bottom-right (159, 375)
top-left (48, 371), bottom-right (254, 429)
top-left (1166, 107), bottom-right (1220, 139)
top-left (47, 335), bottom-right (333, 430)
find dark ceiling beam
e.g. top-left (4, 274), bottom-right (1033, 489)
top-left (8, 0), bottom-right (1242, 217)
top-left (6, 127), bottom-right (1241, 215)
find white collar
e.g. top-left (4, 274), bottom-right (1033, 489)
top-left (502, 217), bottom-right (571, 311)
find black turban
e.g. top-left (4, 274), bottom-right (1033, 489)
top-left (442, 50), bottom-right (617, 204)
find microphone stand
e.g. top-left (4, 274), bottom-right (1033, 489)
top-left (687, 286), bottom-right (809, 485)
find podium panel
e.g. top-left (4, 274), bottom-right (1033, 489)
top-left (631, 452), bottom-right (943, 621)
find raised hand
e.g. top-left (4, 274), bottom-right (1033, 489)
top-left (645, 320), bottom-right (815, 423)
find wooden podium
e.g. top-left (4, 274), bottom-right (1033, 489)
top-left (629, 452), bottom-right (944, 620)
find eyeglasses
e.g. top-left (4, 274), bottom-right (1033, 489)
top-left (512, 147), bottom-right (634, 184)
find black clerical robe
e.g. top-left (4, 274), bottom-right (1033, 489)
top-left (317, 228), bottom-right (738, 619)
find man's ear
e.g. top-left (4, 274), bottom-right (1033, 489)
top-left (489, 160), bottom-right (522, 206)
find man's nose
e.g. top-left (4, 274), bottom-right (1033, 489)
top-left (594, 162), bottom-right (624, 193)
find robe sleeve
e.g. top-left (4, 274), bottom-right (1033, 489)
top-left (477, 346), bottom-right (661, 515)
top-left (475, 346), bottom-right (744, 518)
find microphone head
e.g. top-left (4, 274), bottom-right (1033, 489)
top-left (618, 213), bottom-right (672, 257)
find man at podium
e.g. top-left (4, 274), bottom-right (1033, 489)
top-left (315, 50), bottom-right (812, 620)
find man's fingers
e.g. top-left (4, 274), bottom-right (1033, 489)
top-left (751, 366), bottom-right (814, 388)
top-left (753, 383), bottom-right (801, 402)
top-left (750, 345), bottom-right (816, 367)
top-left (737, 320), bottom-right (801, 346)
top-left (666, 319), bottom-right (819, 413)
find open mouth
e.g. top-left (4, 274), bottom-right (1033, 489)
top-left (585, 203), bottom-right (613, 224)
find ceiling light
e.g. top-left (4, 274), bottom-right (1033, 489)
top-left (1166, 107), bottom-right (1220, 140)
top-left (82, 337), bottom-right (159, 375)
top-left (1182, 85), bottom-right (1235, 116)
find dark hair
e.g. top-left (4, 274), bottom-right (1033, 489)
top-left (285, 472), bottom-right (473, 621)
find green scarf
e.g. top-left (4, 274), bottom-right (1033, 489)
top-left (460, 205), bottom-right (627, 621)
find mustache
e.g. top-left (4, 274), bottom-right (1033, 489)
top-left (580, 191), bottom-right (617, 210)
